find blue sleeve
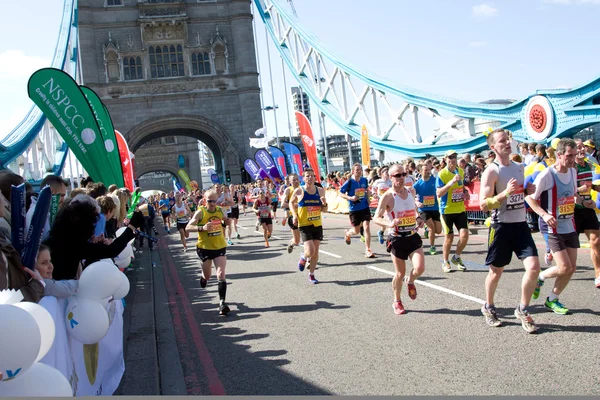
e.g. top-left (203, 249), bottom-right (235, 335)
top-left (435, 174), bottom-right (444, 189)
top-left (413, 180), bottom-right (422, 193)
top-left (340, 179), bottom-right (350, 194)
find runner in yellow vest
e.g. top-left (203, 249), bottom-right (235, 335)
top-left (186, 189), bottom-right (231, 315)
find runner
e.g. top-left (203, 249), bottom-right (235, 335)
top-left (436, 150), bottom-right (469, 272)
top-left (371, 166), bottom-right (392, 245)
top-left (218, 185), bottom-right (234, 245)
top-left (414, 161), bottom-right (442, 255)
top-left (168, 191), bottom-right (176, 230)
top-left (228, 184), bottom-right (242, 240)
top-left (186, 189), bottom-right (231, 315)
top-left (269, 182), bottom-right (279, 220)
top-left (573, 139), bottom-right (600, 288)
top-left (253, 190), bottom-right (273, 248)
top-left (290, 168), bottom-right (328, 284)
top-left (172, 193), bottom-right (191, 251)
top-left (281, 173), bottom-right (301, 253)
top-left (479, 129), bottom-right (540, 333)
top-left (159, 193), bottom-right (171, 233)
top-left (340, 163), bottom-right (376, 258)
top-left (373, 164), bottom-right (425, 315)
top-left (526, 138), bottom-right (580, 315)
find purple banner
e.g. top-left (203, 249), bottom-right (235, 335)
top-left (254, 149), bottom-right (284, 185)
top-left (244, 158), bottom-right (270, 182)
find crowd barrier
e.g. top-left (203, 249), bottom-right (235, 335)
top-left (38, 296), bottom-right (125, 396)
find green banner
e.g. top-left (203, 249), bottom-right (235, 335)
top-left (177, 169), bottom-right (192, 191)
top-left (27, 68), bottom-right (114, 184)
top-left (80, 86), bottom-right (124, 188)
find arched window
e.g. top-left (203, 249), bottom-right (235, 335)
top-left (213, 44), bottom-right (226, 74)
top-left (106, 51), bottom-right (120, 81)
top-left (191, 52), bottom-right (211, 76)
top-left (149, 44), bottom-right (184, 78)
top-left (123, 56), bottom-right (143, 80)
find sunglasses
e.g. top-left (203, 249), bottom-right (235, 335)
top-left (447, 155), bottom-right (457, 159)
top-left (207, 199), bottom-right (217, 203)
top-left (392, 172), bottom-right (408, 178)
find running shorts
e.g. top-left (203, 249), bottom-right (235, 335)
top-left (574, 207), bottom-right (600, 233)
top-left (548, 232), bottom-right (580, 252)
top-left (420, 210), bottom-right (441, 222)
top-left (227, 207), bottom-right (240, 219)
top-left (386, 233), bottom-right (422, 260)
top-left (176, 222), bottom-right (188, 231)
top-left (299, 225), bottom-right (323, 242)
top-left (349, 208), bottom-right (372, 227)
top-left (287, 215), bottom-right (299, 230)
top-left (441, 212), bottom-right (468, 235)
top-left (271, 202), bottom-right (279, 212)
top-left (260, 217), bottom-right (273, 225)
top-left (485, 221), bottom-right (538, 268)
top-left (196, 247), bottom-right (227, 262)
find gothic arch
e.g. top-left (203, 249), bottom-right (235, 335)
top-left (135, 164), bottom-right (180, 180)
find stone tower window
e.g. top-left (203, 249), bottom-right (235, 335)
top-left (212, 44), bottom-right (226, 74)
top-left (106, 51), bottom-right (120, 81)
top-left (191, 52), bottom-right (211, 76)
top-left (149, 44), bottom-right (184, 78)
top-left (123, 56), bottom-right (143, 80)
top-left (105, 0), bottom-right (123, 5)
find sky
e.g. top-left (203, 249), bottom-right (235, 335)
top-left (2, 0), bottom-right (600, 161)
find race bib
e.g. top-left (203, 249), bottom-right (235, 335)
top-left (558, 196), bottom-right (575, 218)
top-left (259, 206), bottom-right (270, 218)
top-left (307, 206), bottom-right (321, 221)
top-left (581, 181), bottom-right (592, 200)
top-left (177, 210), bottom-right (185, 218)
top-left (355, 188), bottom-right (366, 199)
top-left (395, 210), bottom-right (416, 232)
top-left (451, 188), bottom-right (464, 203)
top-left (423, 196), bottom-right (435, 207)
top-left (506, 185), bottom-right (525, 210)
top-left (207, 219), bottom-right (222, 236)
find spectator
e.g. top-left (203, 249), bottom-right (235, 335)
top-left (584, 140), bottom-right (598, 164)
top-left (25, 175), bottom-right (68, 242)
top-left (461, 154), bottom-right (477, 185)
top-left (35, 244), bottom-right (78, 299)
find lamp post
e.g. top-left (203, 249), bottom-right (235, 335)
top-left (262, 105), bottom-right (280, 147)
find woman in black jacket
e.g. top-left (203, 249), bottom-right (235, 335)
top-left (43, 194), bottom-right (144, 281)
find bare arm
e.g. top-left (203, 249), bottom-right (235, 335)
top-left (372, 193), bottom-right (395, 229)
top-left (436, 175), bottom-right (459, 198)
top-left (186, 209), bottom-right (204, 233)
top-left (318, 187), bottom-right (328, 212)
top-left (290, 188), bottom-right (302, 223)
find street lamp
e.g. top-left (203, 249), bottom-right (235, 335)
top-left (262, 105), bottom-right (280, 147)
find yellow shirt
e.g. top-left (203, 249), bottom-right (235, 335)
top-left (298, 188), bottom-right (323, 227)
top-left (435, 167), bottom-right (466, 214)
top-left (196, 206), bottom-right (227, 250)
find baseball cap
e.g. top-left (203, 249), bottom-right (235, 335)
top-left (584, 140), bottom-right (595, 149)
top-left (444, 150), bottom-right (458, 157)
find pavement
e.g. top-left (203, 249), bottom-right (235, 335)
top-left (117, 211), bottom-right (600, 396)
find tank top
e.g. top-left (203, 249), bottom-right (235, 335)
top-left (174, 203), bottom-right (188, 223)
top-left (218, 194), bottom-right (231, 214)
top-left (298, 187), bottom-right (323, 227)
top-left (540, 168), bottom-right (576, 234)
top-left (490, 161), bottom-right (526, 224)
top-left (285, 187), bottom-right (297, 217)
top-left (232, 191), bottom-right (239, 208)
top-left (256, 199), bottom-right (271, 219)
top-left (196, 206), bottom-right (227, 250)
top-left (575, 161), bottom-right (593, 207)
top-left (385, 190), bottom-right (418, 237)
top-left (270, 189), bottom-right (278, 203)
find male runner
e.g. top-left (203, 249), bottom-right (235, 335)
top-left (479, 129), bottom-right (540, 333)
top-left (373, 164), bottom-right (425, 315)
top-left (159, 193), bottom-right (171, 233)
top-left (172, 192), bottom-right (191, 251)
top-left (340, 163), bottom-right (375, 258)
top-left (282, 173), bottom-right (302, 253)
top-left (414, 162), bottom-right (442, 255)
top-left (228, 184), bottom-right (242, 240)
top-left (526, 138), bottom-right (580, 315)
top-left (186, 189), bottom-right (231, 315)
top-left (253, 190), bottom-right (273, 248)
top-left (436, 150), bottom-right (469, 272)
top-left (371, 166), bottom-right (392, 244)
top-left (573, 139), bottom-right (600, 288)
top-left (291, 168), bottom-right (328, 284)
top-left (218, 185), bottom-right (234, 245)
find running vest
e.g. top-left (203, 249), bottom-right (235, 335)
top-left (540, 168), bottom-right (577, 234)
top-left (256, 199), bottom-right (271, 219)
top-left (174, 203), bottom-right (189, 224)
top-left (285, 187), bottom-right (297, 217)
top-left (413, 176), bottom-right (438, 211)
top-left (575, 161), bottom-right (593, 208)
top-left (490, 161), bottom-right (526, 224)
top-left (196, 206), bottom-right (227, 250)
top-left (298, 187), bottom-right (323, 228)
top-left (232, 191), bottom-right (239, 208)
top-left (159, 199), bottom-right (169, 214)
top-left (218, 193), bottom-right (231, 214)
top-left (386, 191), bottom-right (418, 237)
top-left (270, 189), bottom-right (278, 203)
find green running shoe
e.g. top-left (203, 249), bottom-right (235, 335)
top-left (532, 278), bottom-right (544, 300)
top-left (545, 297), bottom-right (569, 315)
top-left (360, 235), bottom-right (366, 243)
top-left (429, 246), bottom-right (437, 255)
top-left (451, 255), bottom-right (467, 271)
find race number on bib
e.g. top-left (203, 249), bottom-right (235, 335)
top-left (451, 188), bottom-right (464, 203)
top-left (207, 219), bottom-right (222, 236)
top-left (355, 188), bottom-right (366, 199)
top-left (423, 196), bottom-right (435, 207)
top-left (259, 206), bottom-right (270, 218)
top-left (307, 206), bottom-right (321, 221)
top-left (394, 210), bottom-right (416, 232)
top-left (506, 186), bottom-right (525, 210)
top-left (558, 196), bottom-right (575, 218)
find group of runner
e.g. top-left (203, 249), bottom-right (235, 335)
top-left (157, 130), bottom-right (598, 333)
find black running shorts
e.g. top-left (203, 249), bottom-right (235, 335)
top-left (574, 207), bottom-right (600, 233)
top-left (260, 217), bottom-right (273, 225)
top-left (176, 222), bottom-right (188, 231)
top-left (227, 207), bottom-right (240, 219)
top-left (349, 207), bottom-right (372, 227)
top-left (420, 210), bottom-right (441, 222)
top-left (299, 225), bottom-right (323, 242)
top-left (287, 215), bottom-right (298, 230)
top-left (271, 202), bottom-right (279, 212)
top-left (485, 222), bottom-right (538, 268)
top-left (196, 247), bottom-right (227, 262)
top-left (441, 212), bottom-right (468, 235)
top-left (386, 233), bottom-right (422, 260)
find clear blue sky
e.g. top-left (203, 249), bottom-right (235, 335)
top-left (2, 0), bottom-right (599, 158)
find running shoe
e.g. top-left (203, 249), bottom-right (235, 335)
top-left (227, 240), bottom-right (233, 245)
top-left (451, 255), bottom-right (467, 271)
top-left (287, 243), bottom-right (294, 254)
top-left (236, 233), bottom-right (241, 239)
top-left (544, 252), bottom-right (553, 266)
top-left (442, 260), bottom-right (452, 273)
top-left (219, 302), bottom-right (231, 316)
top-left (595, 277), bottom-right (600, 289)
top-left (298, 255), bottom-right (306, 271)
top-left (545, 297), bottom-right (569, 315)
top-left (365, 249), bottom-right (376, 258)
top-left (182, 247), bottom-right (187, 252)
top-left (308, 273), bottom-right (319, 284)
top-left (200, 277), bottom-right (207, 288)
top-left (429, 246), bottom-right (437, 256)
top-left (344, 231), bottom-right (351, 245)
top-left (480, 305), bottom-right (502, 327)
top-left (393, 300), bottom-right (406, 315)
top-left (514, 308), bottom-right (538, 333)
top-left (282, 218), bottom-right (287, 226)
top-left (532, 278), bottom-right (544, 300)
top-left (360, 235), bottom-right (366, 243)
top-left (265, 240), bottom-right (269, 248)
top-left (378, 230), bottom-right (384, 244)
top-left (404, 277), bottom-right (417, 300)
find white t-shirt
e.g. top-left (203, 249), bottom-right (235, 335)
top-left (531, 167), bottom-right (577, 201)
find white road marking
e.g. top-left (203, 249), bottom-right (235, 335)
top-left (366, 265), bottom-right (485, 305)
top-left (318, 250), bottom-right (343, 259)
top-left (238, 226), bottom-right (249, 230)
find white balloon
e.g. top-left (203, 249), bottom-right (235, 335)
top-left (0, 362), bottom-right (73, 397)
top-left (13, 302), bottom-right (55, 363)
top-left (65, 297), bottom-right (109, 345)
top-left (0, 305), bottom-right (41, 381)
top-left (114, 254), bottom-right (131, 270)
top-left (112, 273), bottom-right (130, 300)
top-left (78, 261), bottom-right (123, 300)
top-left (97, 296), bottom-right (113, 309)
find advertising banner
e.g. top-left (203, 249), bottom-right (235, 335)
top-left (244, 159), bottom-right (270, 182)
top-left (207, 168), bottom-right (220, 184)
top-left (295, 111), bottom-right (321, 182)
top-left (254, 149), bottom-right (284, 184)
top-left (269, 146), bottom-right (287, 177)
top-left (114, 130), bottom-right (135, 192)
top-left (281, 140), bottom-right (304, 181)
top-left (177, 169), bottom-right (192, 191)
top-left (361, 124), bottom-right (371, 168)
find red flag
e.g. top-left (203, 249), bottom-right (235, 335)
top-left (115, 130), bottom-right (135, 192)
top-left (295, 111), bottom-right (321, 183)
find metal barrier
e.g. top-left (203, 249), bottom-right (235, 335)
top-left (467, 210), bottom-right (489, 222)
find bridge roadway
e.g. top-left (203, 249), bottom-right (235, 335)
top-left (126, 212), bottom-right (600, 396)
